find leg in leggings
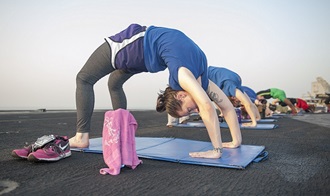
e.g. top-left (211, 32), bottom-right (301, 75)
top-left (108, 69), bottom-right (134, 110)
top-left (75, 42), bottom-right (114, 133)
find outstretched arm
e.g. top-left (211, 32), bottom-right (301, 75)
top-left (236, 89), bottom-right (258, 127)
top-left (272, 99), bottom-right (280, 105)
top-left (208, 80), bottom-right (242, 148)
top-left (283, 98), bottom-right (297, 114)
top-left (178, 67), bottom-right (222, 158)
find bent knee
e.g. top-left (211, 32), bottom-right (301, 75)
top-left (76, 71), bottom-right (98, 85)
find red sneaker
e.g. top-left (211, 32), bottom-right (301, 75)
top-left (11, 135), bottom-right (56, 159)
top-left (11, 145), bottom-right (33, 159)
top-left (27, 136), bottom-right (71, 162)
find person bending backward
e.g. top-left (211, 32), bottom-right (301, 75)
top-left (166, 67), bottom-right (261, 127)
top-left (325, 97), bottom-right (330, 113)
top-left (69, 24), bottom-right (242, 159)
top-left (257, 88), bottom-right (298, 114)
top-left (207, 66), bottom-right (260, 127)
top-left (241, 86), bottom-right (262, 105)
top-left (240, 86), bottom-right (264, 119)
top-left (274, 98), bottom-right (313, 113)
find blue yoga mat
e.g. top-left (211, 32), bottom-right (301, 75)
top-left (220, 122), bottom-right (278, 129)
top-left (174, 122), bottom-right (278, 129)
top-left (241, 119), bottom-right (277, 123)
top-left (71, 137), bottom-right (267, 169)
top-left (266, 115), bottom-right (281, 119)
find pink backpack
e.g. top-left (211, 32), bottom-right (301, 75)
top-left (100, 109), bottom-right (142, 175)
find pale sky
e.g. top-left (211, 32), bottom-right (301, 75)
top-left (0, 0), bottom-right (329, 110)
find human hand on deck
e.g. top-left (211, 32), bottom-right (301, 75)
top-left (241, 122), bottom-right (257, 127)
top-left (222, 141), bottom-right (240, 148)
top-left (189, 149), bottom-right (222, 159)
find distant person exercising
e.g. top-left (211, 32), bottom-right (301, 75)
top-left (166, 66), bottom-right (260, 127)
top-left (240, 86), bottom-right (264, 119)
top-left (325, 97), bottom-right (330, 113)
top-left (257, 88), bottom-right (297, 114)
top-left (241, 86), bottom-right (262, 105)
top-left (207, 66), bottom-right (260, 127)
top-left (274, 98), bottom-right (313, 113)
top-left (70, 24), bottom-right (242, 159)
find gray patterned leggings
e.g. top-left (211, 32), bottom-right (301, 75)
top-left (75, 42), bottom-right (134, 133)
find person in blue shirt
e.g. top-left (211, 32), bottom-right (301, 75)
top-left (241, 86), bottom-right (258, 104)
top-left (167, 66), bottom-right (260, 127)
top-left (240, 86), bottom-right (263, 119)
top-left (70, 24), bottom-right (242, 159)
top-left (207, 66), bottom-right (260, 127)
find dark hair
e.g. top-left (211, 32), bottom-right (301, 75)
top-left (279, 101), bottom-right (287, 107)
top-left (325, 97), bottom-right (330, 105)
top-left (269, 104), bottom-right (277, 111)
top-left (156, 86), bottom-right (182, 118)
top-left (260, 99), bottom-right (267, 104)
top-left (228, 96), bottom-right (241, 108)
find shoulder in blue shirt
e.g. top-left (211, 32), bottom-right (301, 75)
top-left (144, 26), bottom-right (208, 91)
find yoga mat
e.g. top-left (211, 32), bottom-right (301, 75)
top-left (71, 137), bottom-right (174, 153)
top-left (220, 122), bottom-right (278, 129)
top-left (174, 122), bottom-right (278, 130)
top-left (241, 119), bottom-right (277, 123)
top-left (71, 137), bottom-right (267, 169)
top-left (266, 115), bottom-right (281, 119)
top-left (272, 113), bottom-right (288, 116)
top-left (269, 113), bottom-right (303, 119)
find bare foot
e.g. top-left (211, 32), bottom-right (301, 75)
top-left (241, 122), bottom-right (257, 127)
top-left (69, 132), bottom-right (90, 148)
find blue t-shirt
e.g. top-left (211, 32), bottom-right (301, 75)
top-left (207, 66), bottom-right (242, 96)
top-left (144, 26), bottom-right (208, 91)
top-left (241, 86), bottom-right (257, 102)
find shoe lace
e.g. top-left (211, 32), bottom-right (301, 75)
top-left (42, 142), bottom-right (66, 156)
